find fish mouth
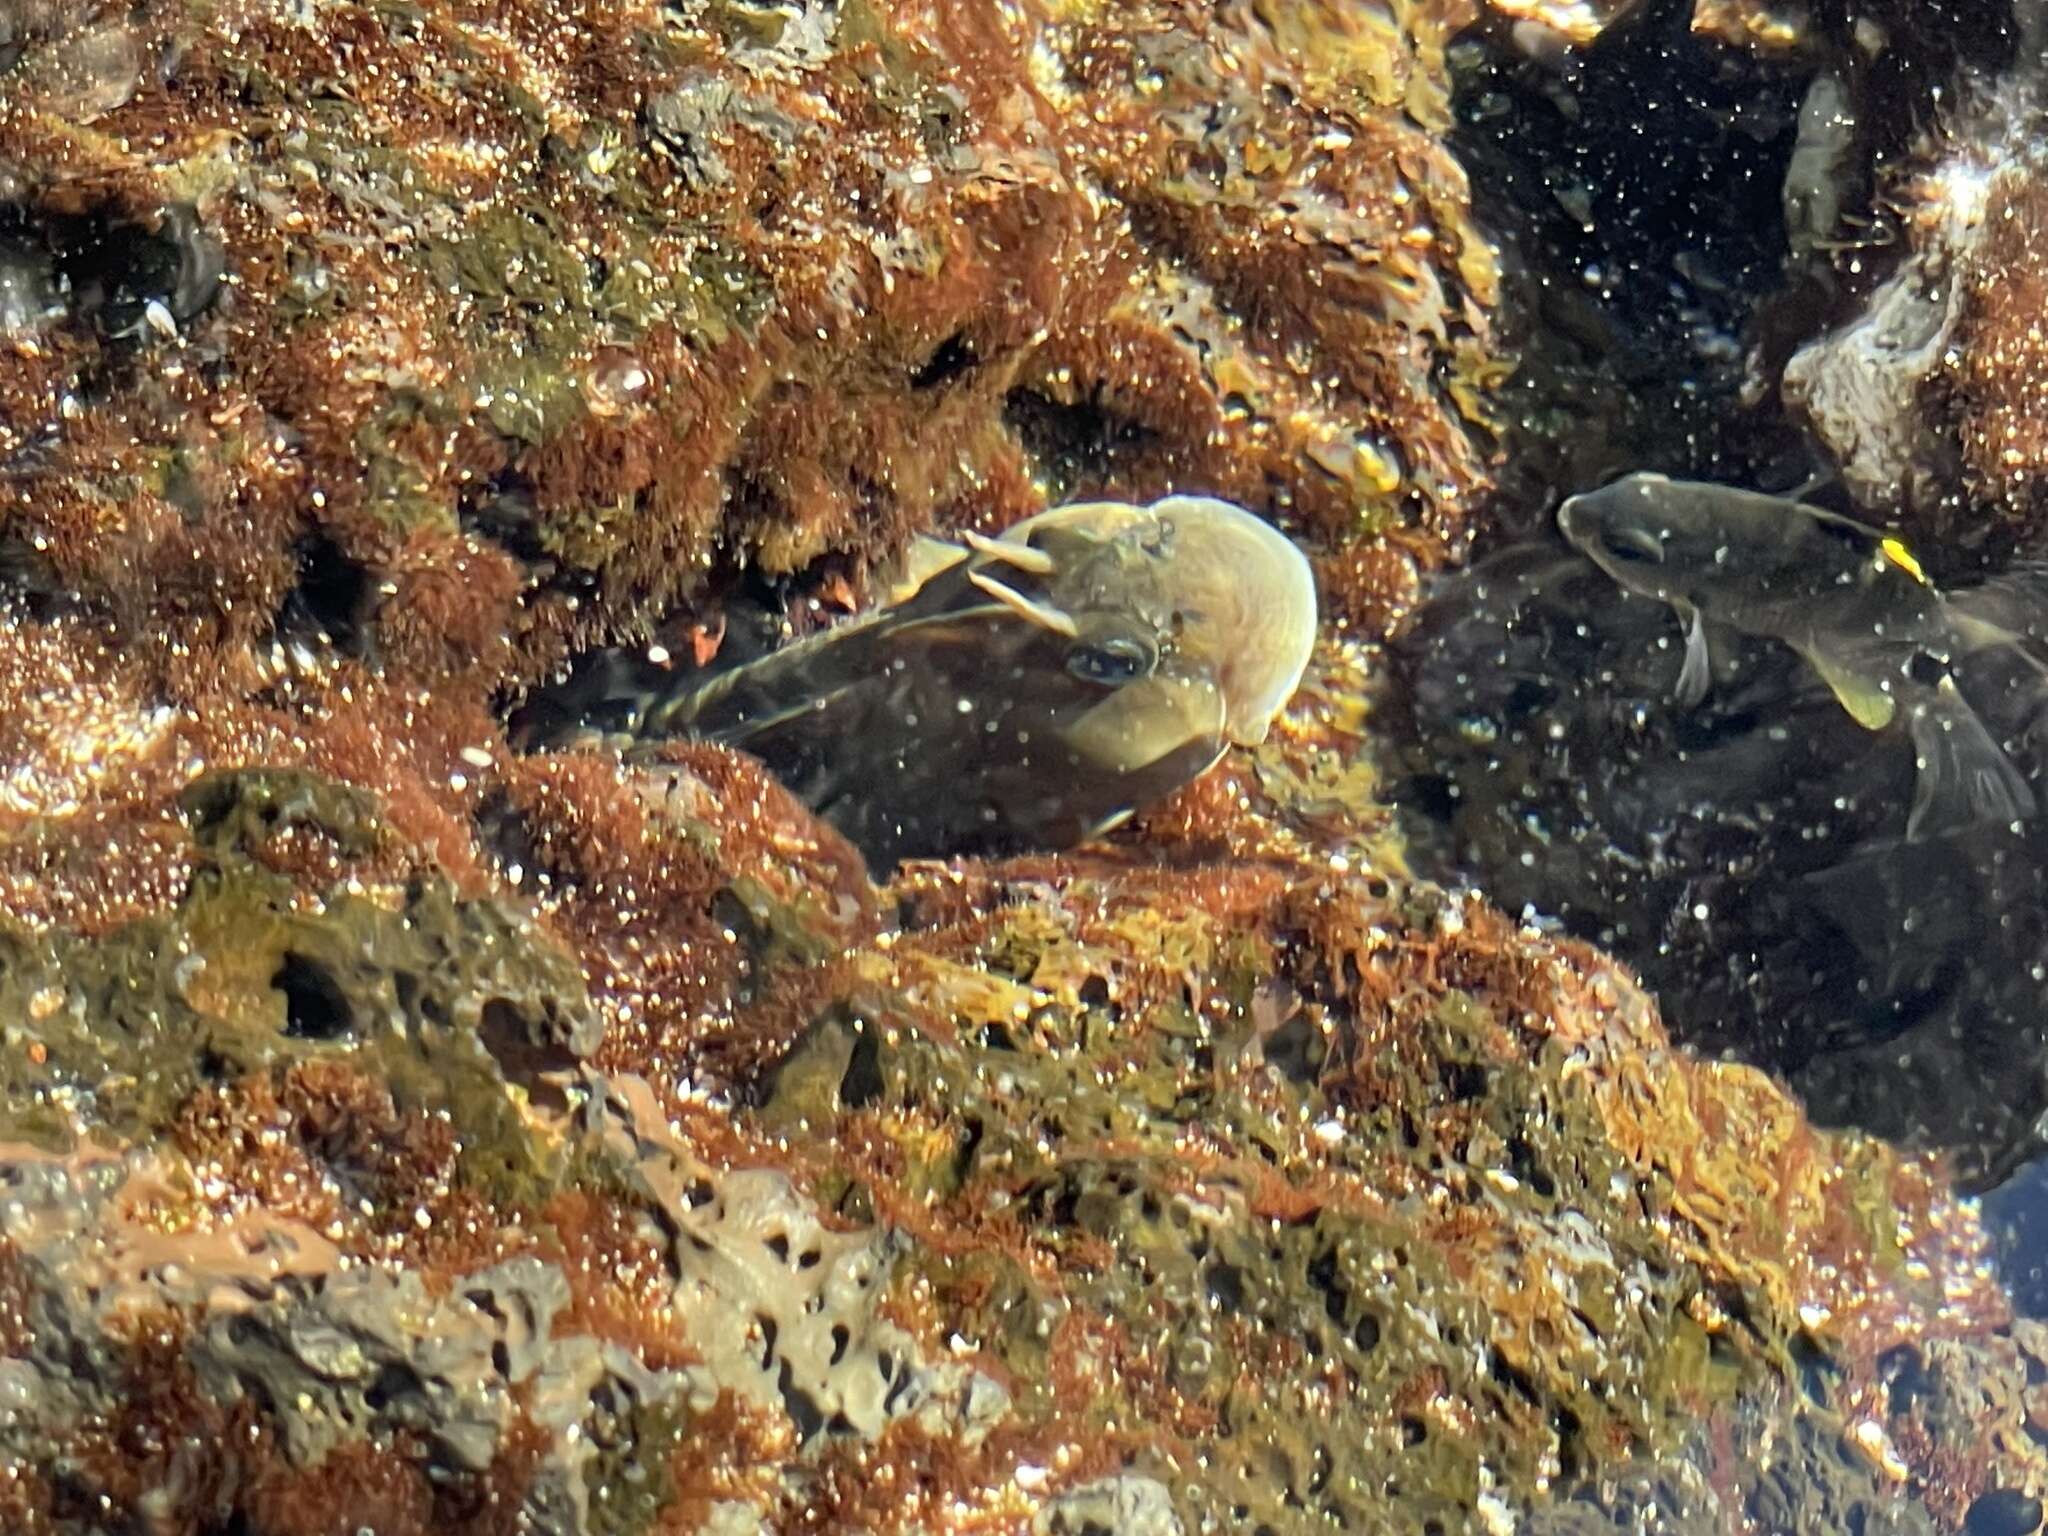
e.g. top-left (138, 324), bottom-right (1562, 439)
top-left (1558, 494), bottom-right (1666, 571)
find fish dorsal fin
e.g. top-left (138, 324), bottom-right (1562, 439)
top-left (1797, 504), bottom-right (1932, 586)
top-left (1793, 642), bottom-right (1897, 731)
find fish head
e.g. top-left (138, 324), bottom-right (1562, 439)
top-left (1557, 473), bottom-right (1707, 607)
top-left (1558, 472), bottom-right (1857, 626)
top-left (1013, 495), bottom-right (1318, 766)
top-left (652, 493), bottom-right (1318, 862)
top-left (1560, 473), bottom-right (1935, 645)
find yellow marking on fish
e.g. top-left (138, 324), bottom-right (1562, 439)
top-left (1879, 536), bottom-right (1929, 586)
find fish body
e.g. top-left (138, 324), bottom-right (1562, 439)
top-left (1557, 471), bottom-right (2038, 838)
top-left (632, 495), bottom-right (1317, 866)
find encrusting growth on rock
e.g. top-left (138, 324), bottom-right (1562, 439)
top-left (0, 0), bottom-right (2042, 1530)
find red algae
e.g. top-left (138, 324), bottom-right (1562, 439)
top-left (0, 0), bottom-right (2040, 1529)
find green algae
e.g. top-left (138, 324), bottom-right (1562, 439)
top-left (738, 877), bottom-right (1902, 1532)
top-left (0, 769), bottom-right (595, 1207)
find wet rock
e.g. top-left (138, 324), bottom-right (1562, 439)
top-left (0, 766), bottom-right (601, 1156)
top-left (0, 232), bottom-right (58, 337)
top-left (1036, 1475), bottom-right (1183, 1536)
top-left (8, 18), bottom-right (143, 121)
top-left (0, 0), bottom-right (2042, 1529)
top-left (588, 1073), bottom-right (1006, 1447)
top-left (0, 1141), bottom-right (707, 1534)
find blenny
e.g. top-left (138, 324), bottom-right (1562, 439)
top-left (619, 494), bottom-right (1317, 866)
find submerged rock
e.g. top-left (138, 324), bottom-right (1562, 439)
top-left (0, 0), bottom-right (2042, 1529)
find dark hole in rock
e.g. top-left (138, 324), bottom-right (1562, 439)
top-left (910, 330), bottom-right (977, 389)
top-left (881, 1362), bottom-right (916, 1416)
top-left (953, 1115), bottom-right (983, 1182)
top-left (1441, 1059), bottom-right (1489, 1102)
top-left (1307, 1444), bottom-right (1332, 1496)
top-left (1489, 1348), bottom-right (1540, 1406)
top-left (1264, 1012), bottom-right (1326, 1083)
top-left (757, 1314), bottom-right (778, 1370)
top-left (272, 953), bottom-right (354, 1040)
top-left (276, 530), bottom-right (372, 655)
top-left (1353, 1313), bottom-right (1381, 1354)
top-left (1204, 1261), bottom-right (1245, 1313)
top-left (828, 1323), bottom-right (849, 1366)
top-left (1790, 1329), bottom-right (1836, 1407)
top-left (774, 1359), bottom-right (824, 1440)
top-left (478, 997), bottom-right (577, 1083)
top-left (364, 1361), bottom-right (416, 1411)
top-left (1400, 1416), bottom-right (1427, 1446)
top-left (798, 1246), bottom-right (821, 1269)
top-left (764, 1231), bottom-right (790, 1262)
top-left (1003, 386), bottom-right (1159, 485)
top-left (460, 473), bottom-right (552, 564)
top-left (51, 202), bottom-right (224, 336)
top-left (1877, 1342), bottom-right (1931, 1416)
top-left (1506, 1135), bottom-right (1557, 1198)
top-left (1554, 1404), bottom-right (1584, 1481)
top-left (838, 1024), bottom-right (884, 1108)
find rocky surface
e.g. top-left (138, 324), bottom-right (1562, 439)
top-left (1, 0), bottom-right (2045, 1532)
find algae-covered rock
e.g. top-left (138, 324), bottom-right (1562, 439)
top-left (0, 0), bottom-right (2043, 1529)
top-left (0, 768), bottom-right (598, 1187)
top-left (726, 863), bottom-right (2037, 1531)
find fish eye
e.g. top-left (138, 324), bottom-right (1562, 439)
top-left (1599, 525), bottom-right (1666, 565)
top-left (1066, 635), bottom-right (1154, 684)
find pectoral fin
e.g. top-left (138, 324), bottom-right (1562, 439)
top-left (1673, 603), bottom-right (1713, 708)
top-left (1794, 643), bottom-right (1897, 731)
top-left (1904, 674), bottom-right (2036, 838)
top-left (1063, 673), bottom-right (1227, 776)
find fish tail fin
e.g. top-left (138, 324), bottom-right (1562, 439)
top-left (1904, 675), bottom-right (2037, 838)
top-left (1946, 562), bottom-right (2048, 673)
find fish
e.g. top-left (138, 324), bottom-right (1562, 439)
top-left (1557, 471), bottom-right (2040, 839)
top-left (614, 494), bottom-right (1317, 867)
